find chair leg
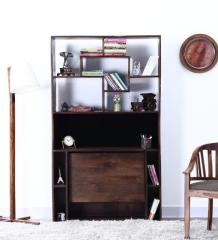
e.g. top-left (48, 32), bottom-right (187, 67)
top-left (207, 198), bottom-right (213, 230)
top-left (184, 195), bottom-right (190, 239)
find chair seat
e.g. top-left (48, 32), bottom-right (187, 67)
top-left (190, 180), bottom-right (218, 191)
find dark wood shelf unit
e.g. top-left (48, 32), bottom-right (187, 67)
top-left (51, 35), bottom-right (161, 221)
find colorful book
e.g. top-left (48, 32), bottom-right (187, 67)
top-left (114, 72), bottom-right (128, 90)
top-left (148, 199), bottom-right (160, 220)
top-left (82, 70), bottom-right (103, 76)
top-left (147, 165), bottom-right (159, 185)
top-left (104, 74), bottom-right (119, 90)
top-left (110, 73), bottom-right (125, 90)
top-left (104, 38), bottom-right (126, 44)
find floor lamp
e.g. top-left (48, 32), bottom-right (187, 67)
top-left (0, 63), bottom-right (40, 225)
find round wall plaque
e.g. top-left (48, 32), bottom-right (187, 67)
top-left (180, 34), bottom-right (218, 73)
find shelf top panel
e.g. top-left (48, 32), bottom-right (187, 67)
top-left (53, 147), bottom-right (159, 153)
top-left (51, 35), bottom-right (161, 40)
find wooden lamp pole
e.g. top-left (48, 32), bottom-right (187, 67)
top-left (0, 67), bottom-right (39, 225)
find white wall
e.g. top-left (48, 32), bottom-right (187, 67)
top-left (1, 0), bottom-right (218, 219)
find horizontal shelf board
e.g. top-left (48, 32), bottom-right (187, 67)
top-left (130, 75), bottom-right (159, 78)
top-left (104, 90), bottom-right (130, 93)
top-left (53, 76), bottom-right (103, 79)
top-left (53, 184), bottom-right (67, 188)
top-left (51, 35), bottom-right (161, 40)
top-left (148, 185), bottom-right (160, 188)
top-left (53, 147), bottom-right (148, 153)
top-left (80, 55), bottom-right (130, 58)
top-left (70, 201), bottom-right (146, 203)
top-left (53, 111), bottom-right (159, 115)
top-left (53, 148), bottom-right (159, 153)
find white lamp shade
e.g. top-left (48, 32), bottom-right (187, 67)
top-left (9, 62), bottom-right (40, 94)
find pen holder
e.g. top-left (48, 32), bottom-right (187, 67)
top-left (141, 135), bottom-right (152, 149)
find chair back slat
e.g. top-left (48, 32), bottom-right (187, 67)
top-left (208, 150), bottom-right (212, 177)
top-left (216, 151), bottom-right (218, 177)
top-left (200, 151), bottom-right (206, 177)
top-left (196, 155), bottom-right (202, 177)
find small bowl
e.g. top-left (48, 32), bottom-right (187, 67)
top-left (131, 102), bottom-right (143, 112)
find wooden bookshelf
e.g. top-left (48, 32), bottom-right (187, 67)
top-left (51, 35), bottom-right (161, 221)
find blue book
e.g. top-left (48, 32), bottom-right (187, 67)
top-left (114, 72), bottom-right (128, 90)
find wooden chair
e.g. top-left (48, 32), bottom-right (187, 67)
top-left (183, 143), bottom-right (218, 239)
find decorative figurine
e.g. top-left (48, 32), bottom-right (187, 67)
top-left (57, 52), bottom-right (75, 76)
top-left (57, 168), bottom-right (64, 184)
top-left (57, 212), bottom-right (65, 221)
top-left (132, 61), bottom-right (141, 76)
top-left (140, 93), bottom-right (157, 111)
top-left (113, 94), bottom-right (121, 112)
top-left (131, 97), bottom-right (143, 112)
top-left (61, 102), bottom-right (69, 112)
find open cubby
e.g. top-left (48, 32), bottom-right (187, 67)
top-left (51, 35), bottom-right (161, 221)
top-left (53, 113), bottom-right (158, 149)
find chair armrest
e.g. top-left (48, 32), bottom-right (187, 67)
top-left (183, 165), bottom-right (194, 175)
top-left (183, 147), bottom-right (200, 175)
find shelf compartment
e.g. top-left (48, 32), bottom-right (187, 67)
top-left (53, 188), bottom-right (67, 221)
top-left (147, 187), bottom-right (161, 220)
top-left (53, 113), bottom-right (159, 149)
top-left (53, 152), bottom-right (67, 185)
top-left (54, 77), bottom-right (103, 112)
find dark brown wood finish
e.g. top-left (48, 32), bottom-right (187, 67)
top-left (69, 153), bottom-right (145, 203)
top-left (51, 35), bottom-right (161, 221)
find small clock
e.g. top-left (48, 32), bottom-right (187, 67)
top-left (62, 136), bottom-right (76, 149)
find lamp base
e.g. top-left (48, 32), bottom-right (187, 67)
top-left (0, 216), bottom-right (40, 225)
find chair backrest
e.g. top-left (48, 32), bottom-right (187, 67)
top-left (190, 143), bottom-right (218, 179)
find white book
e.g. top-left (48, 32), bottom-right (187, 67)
top-left (148, 198), bottom-right (160, 220)
top-left (142, 56), bottom-right (159, 76)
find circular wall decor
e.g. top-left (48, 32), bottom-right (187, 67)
top-left (180, 34), bottom-right (218, 73)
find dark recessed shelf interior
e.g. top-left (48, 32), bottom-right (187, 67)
top-left (53, 113), bottom-right (158, 149)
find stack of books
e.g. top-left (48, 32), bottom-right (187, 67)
top-left (80, 48), bottom-right (103, 57)
top-left (82, 70), bottom-right (103, 76)
top-left (104, 72), bottom-right (128, 91)
top-left (104, 38), bottom-right (127, 56)
top-left (147, 164), bottom-right (159, 185)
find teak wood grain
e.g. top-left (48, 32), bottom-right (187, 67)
top-left (69, 153), bottom-right (145, 202)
